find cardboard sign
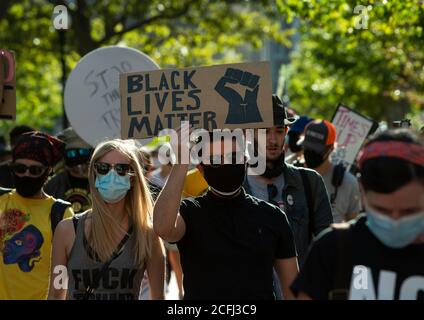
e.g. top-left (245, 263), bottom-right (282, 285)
top-left (331, 103), bottom-right (377, 166)
top-left (120, 61), bottom-right (273, 139)
top-left (64, 46), bottom-right (159, 147)
top-left (0, 49), bottom-right (16, 120)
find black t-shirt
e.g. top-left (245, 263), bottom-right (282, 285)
top-left (44, 171), bottom-right (91, 213)
top-left (177, 188), bottom-right (297, 300)
top-left (291, 215), bottom-right (424, 300)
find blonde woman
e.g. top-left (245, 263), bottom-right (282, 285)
top-left (48, 139), bottom-right (165, 300)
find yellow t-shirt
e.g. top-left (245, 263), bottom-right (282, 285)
top-left (0, 190), bottom-right (73, 300)
top-left (182, 168), bottom-right (209, 198)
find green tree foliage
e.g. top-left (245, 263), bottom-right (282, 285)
top-left (276, 0), bottom-right (424, 123)
top-left (0, 0), bottom-right (286, 135)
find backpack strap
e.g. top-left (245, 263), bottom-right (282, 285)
top-left (329, 223), bottom-right (353, 300)
top-left (299, 169), bottom-right (315, 242)
top-left (330, 164), bottom-right (346, 205)
top-left (50, 199), bottom-right (71, 234)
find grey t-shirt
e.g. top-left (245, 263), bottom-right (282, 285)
top-left (321, 165), bottom-right (361, 223)
top-left (246, 174), bottom-right (285, 211)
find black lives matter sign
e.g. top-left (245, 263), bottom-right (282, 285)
top-left (120, 62), bottom-right (273, 139)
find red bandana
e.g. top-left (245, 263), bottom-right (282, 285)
top-left (12, 131), bottom-right (65, 166)
top-left (358, 141), bottom-right (424, 169)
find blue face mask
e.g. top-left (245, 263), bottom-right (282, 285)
top-left (366, 205), bottom-right (424, 249)
top-left (95, 170), bottom-right (131, 203)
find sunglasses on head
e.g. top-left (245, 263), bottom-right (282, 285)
top-left (11, 163), bottom-right (47, 177)
top-left (65, 148), bottom-right (91, 160)
top-left (94, 162), bottom-right (134, 176)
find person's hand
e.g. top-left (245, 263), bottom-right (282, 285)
top-left (222, 68), bottom-right (260, 89)
top-left (169, 123), bottom-right (193, 165)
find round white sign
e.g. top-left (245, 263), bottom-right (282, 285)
top-left (64, 46), bottom-right (159, 147)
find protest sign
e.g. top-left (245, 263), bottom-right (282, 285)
top-left (0, 49), bottom-right (16, 120)
top-left (120, 61), bottom-right (273, 139)
top-left (331, 103), bottom-right (377, 166)
top-left (64, 46), bottom-right (159, 146)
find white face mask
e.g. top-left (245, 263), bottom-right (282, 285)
top-left (365, 202), bottom-right (424, 248)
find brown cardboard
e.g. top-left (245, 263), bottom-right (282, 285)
top-left (0, 50), bottom-right (16, 120)
top-left (120, 61), bottom-right (273, 139)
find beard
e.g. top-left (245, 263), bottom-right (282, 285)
top-left (266, 143), bottom-right (284, 162)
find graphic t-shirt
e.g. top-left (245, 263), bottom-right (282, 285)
top-left (0, 190), bottom-right (74, 300)
top-left (291, 215), bottom-right (424, 300)
top-left (66, 214), bottom-right (144, 300)
top-left (44, 171), bottom-right (91, 213)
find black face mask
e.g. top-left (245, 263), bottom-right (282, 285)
top-left (262, 153), bottom-right (285, 179)
top-left (287, 131), bottom-right (303, 153)
top-left (13, 172), bottom-right (49, 197)
top-left (201, 164), bottom-right (246, 195)
top-left (304, 149), bottom-right (326, 169)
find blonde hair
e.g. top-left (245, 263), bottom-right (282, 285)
top-left (87, 139), bottom-right (153, 266)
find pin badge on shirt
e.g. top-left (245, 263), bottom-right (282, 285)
top-left (287, 194), bottom-right (294, 206)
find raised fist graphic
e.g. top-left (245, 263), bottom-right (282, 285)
top-left (215, 68), bottom-right (263, 124)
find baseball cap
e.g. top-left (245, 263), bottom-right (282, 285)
top-left (58, 127), bottom-right (91, 150)
top-left (288, 115), bottom-right (314, 133)
top-left (272, 95), bottom-right (299, 126)
top-left (298, 120), bottom-right (337, 155)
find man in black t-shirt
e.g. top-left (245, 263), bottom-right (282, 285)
top-left (291, 129), bottom-right (424, 300)
top-left (153, 126), bottom-right (299, 299)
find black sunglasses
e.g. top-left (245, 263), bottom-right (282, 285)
top-left (94, 162), bottom-right (134, 176)
top-left (11, 163), bottom-right (47, 177)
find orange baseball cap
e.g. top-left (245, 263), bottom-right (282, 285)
top-left (299, 120), bottom-right (337, 155)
